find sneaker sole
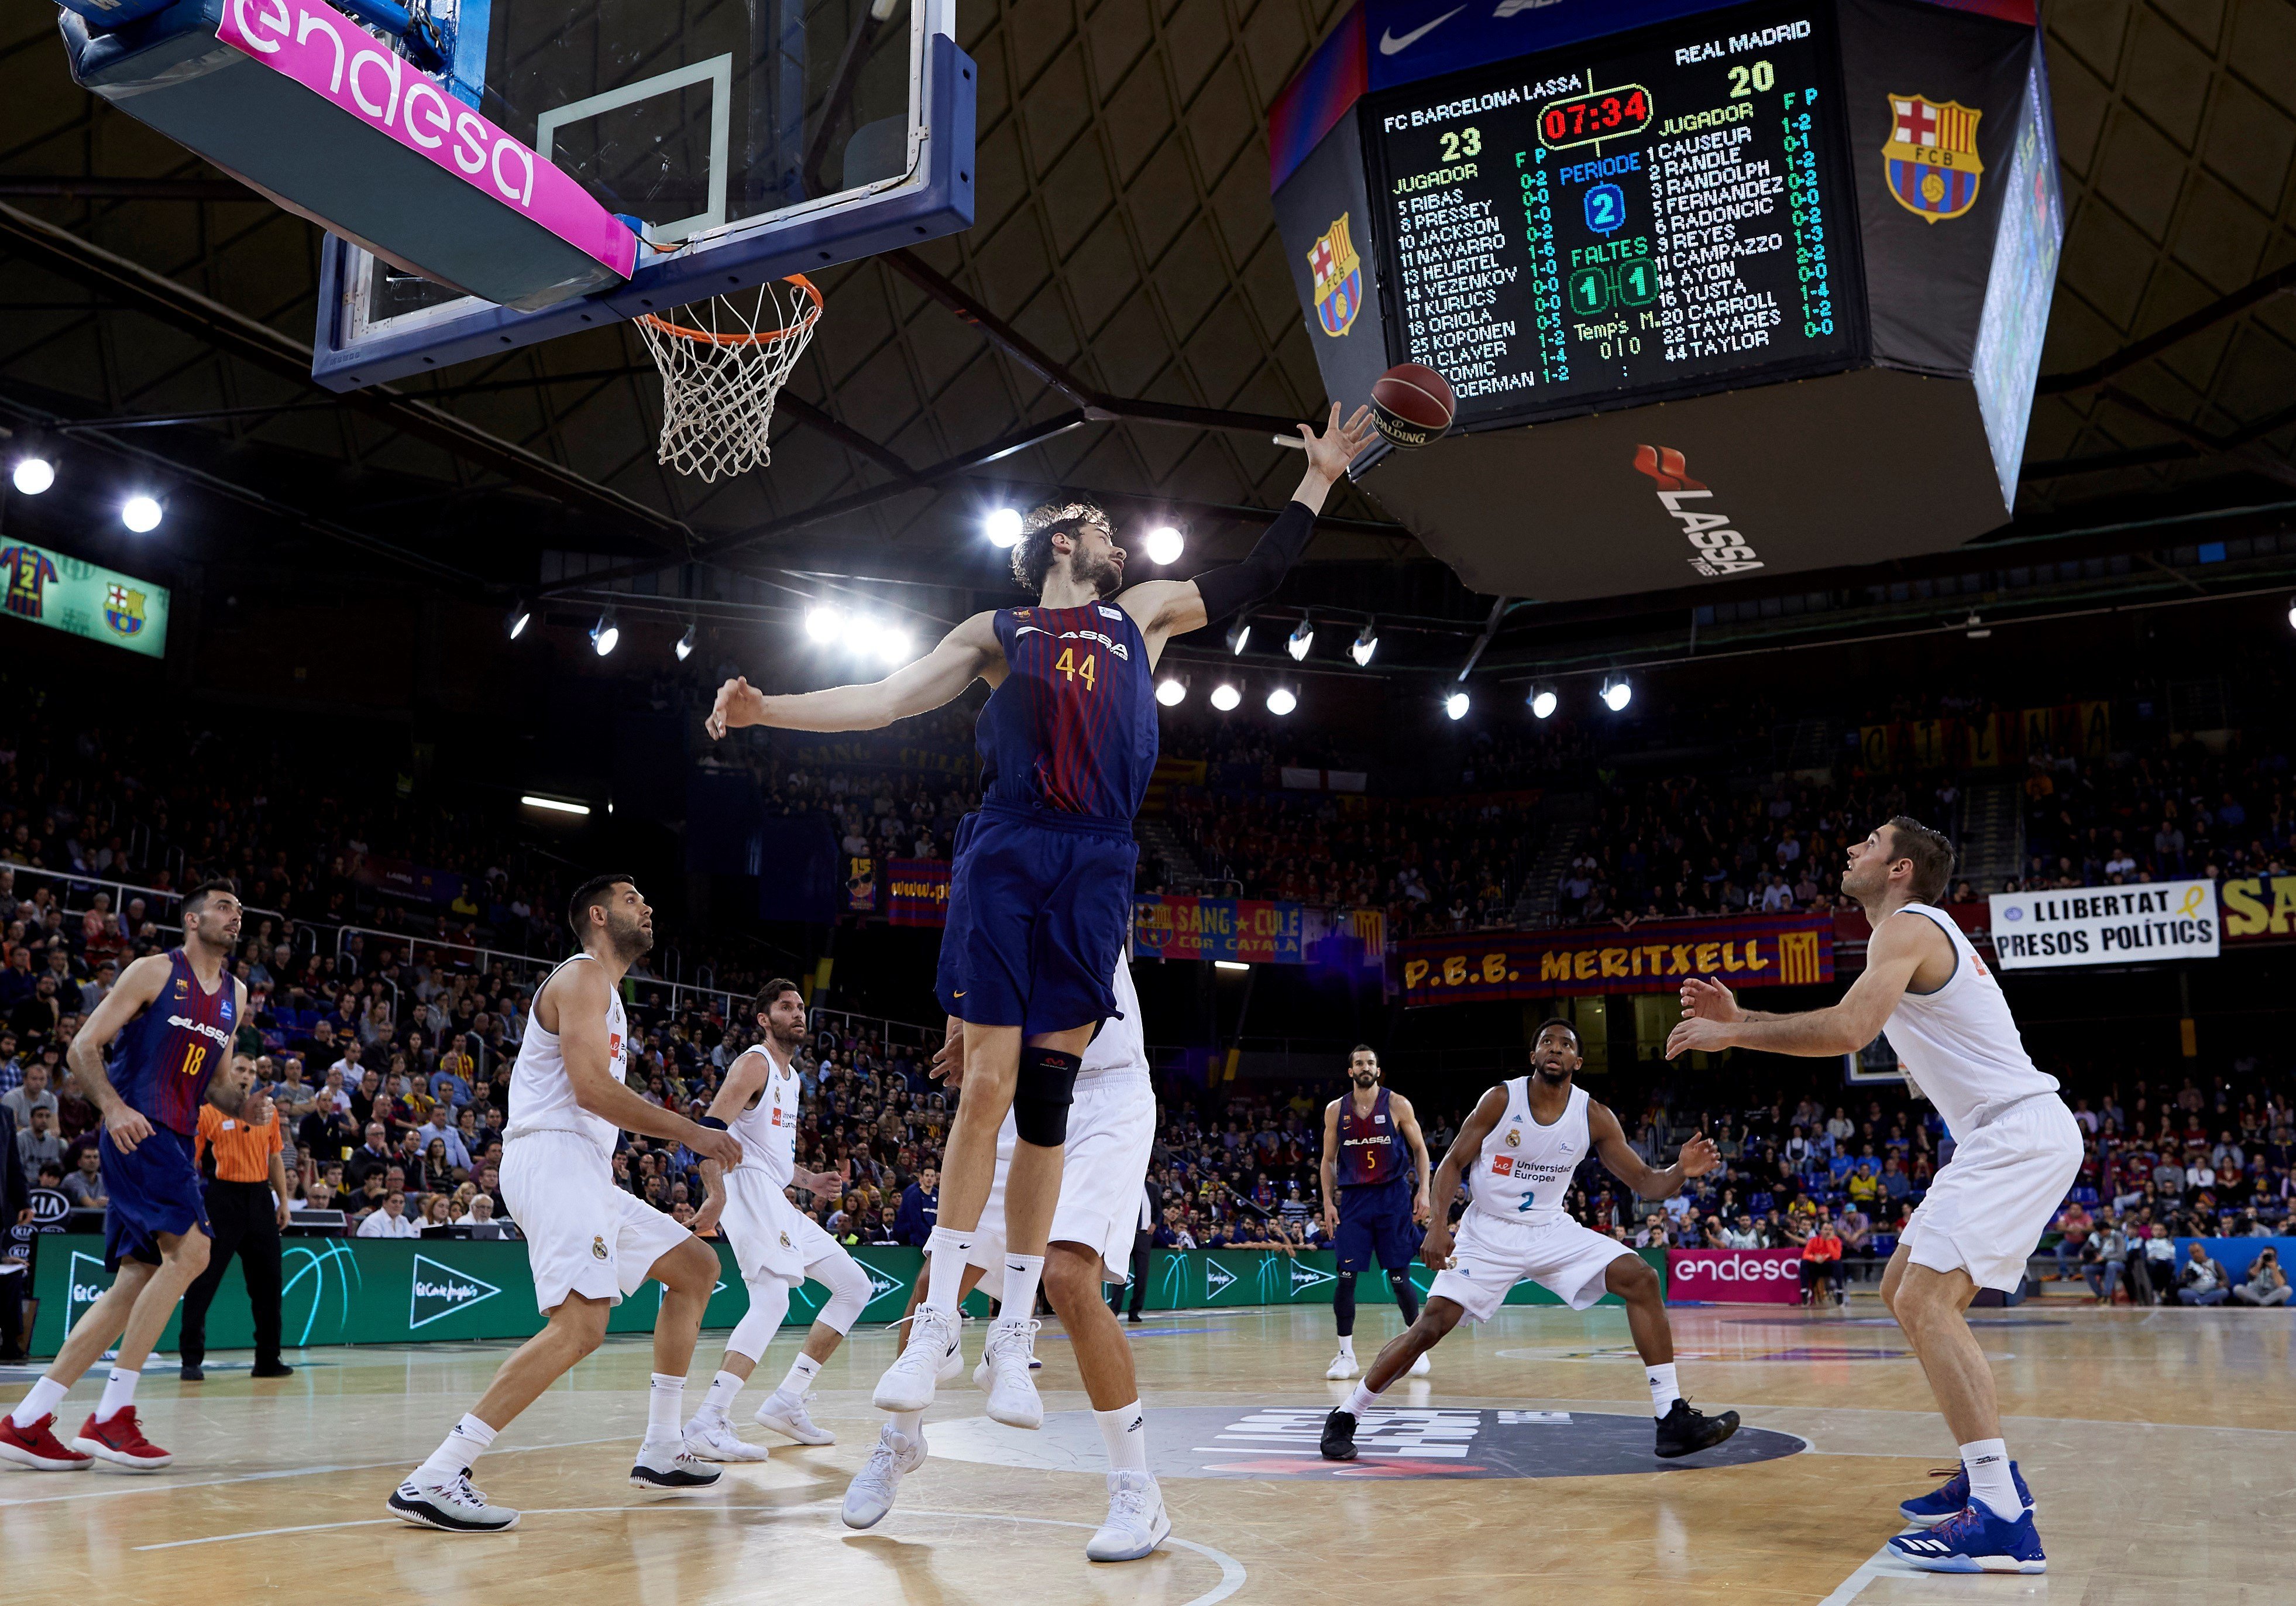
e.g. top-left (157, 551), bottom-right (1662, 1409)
top-left (387, 1490), bottom-right (520, 1532)
top-left (841, 1498), bottom-right (895, 1530)
top-left (685, 1443), bottom-right (771, 1463)
top-left (872, 1375), bottom-right (939, 1413)
top-left (1087, 1509), bottom-right (1172, 1563)
top-left (629, 1471), bottom-right (723, 1497)
top-left (754, 1414), bottom-right (833, 1446)
top-left (70, 1439), bottom-right (171, 1471)
top-left (985, 1398), bottom-right (1043, 1430)
top-left (0, 1443), bottom-right (93, 1471)
top-left (1897, 1551), bottom-right (2046, 1574)
top-left (1324, 1365), bottom-right (1359, 1379)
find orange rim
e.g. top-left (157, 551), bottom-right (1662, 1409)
top-left (638, 274), bottom-right (823, 346)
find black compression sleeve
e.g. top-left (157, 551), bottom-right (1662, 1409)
top-left (1190, 499), bottom-right (1316, 624)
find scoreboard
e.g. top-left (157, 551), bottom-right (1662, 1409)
top-left (1269, 0), bottom-right (2059, 603)
top-left (1365, 8), bottom-right (1862, 428)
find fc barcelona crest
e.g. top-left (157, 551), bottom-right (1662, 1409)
top-left (1307, 214), bottom-right (1363, 337)
top-left (1883, 94), bottom-right (1983, 222)
top-left (104, 582), bottom-right (147, 637)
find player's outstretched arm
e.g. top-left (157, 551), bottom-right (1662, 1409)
top-left (1419, 1085), bottom-right (1509, 1268)
top-left (555, 962), bottom-right (741, 1169)
top-left (67, 952), bottom-right (171, 1154)
top-left (1589, 1100), bottom-right (1718, 1200)
top-left (1119, 403), bottom-right (1377, 658)
top-left (1665, 913), bottom-right (1937, 1061)
top-left (707, 610), bottom-right (1002, 739)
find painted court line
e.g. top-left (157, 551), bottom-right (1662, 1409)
top-left (0, 1433), bottom-right (636, 1509)
top-left (1815, 1540), bottom-right (1931, 1605)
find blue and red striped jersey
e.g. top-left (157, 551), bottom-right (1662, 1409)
top-left (979, 602), bottom-right (1157, 823)
top-left (106, 949), bottom-right (235, 1137)
top-left (1335, 1086), bottom-right (1401, 1187)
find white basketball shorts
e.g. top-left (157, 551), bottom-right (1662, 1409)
top-left (719, 1166), bottom-right (850, 1288)
top-left (1900, 1093), bottom-right (2084, 1293)
top-left (503, 1129), bottom-right (692, 1315)
top-left (1428, 1208), bottom-right (1637, 1323)
top-left (967, 1071), bottom-right (1156, 1283)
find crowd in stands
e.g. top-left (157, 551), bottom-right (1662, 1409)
top-left (2015, 740), bottom-right (2296, 891)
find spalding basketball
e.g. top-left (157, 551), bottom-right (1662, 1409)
top-left (1369, 363), bottom-right (1456, 448)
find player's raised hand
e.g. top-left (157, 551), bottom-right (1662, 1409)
top-left (690, 1124), bottom-right (743, 1169)
top-left (794, 1166), bottom-right (844, 1197)
top-left (105, 1103), bottom-right (154, 1154)
top-left (1678, 1131), bottom-right (1721, 1179)
top-left (1665, 1015), bottom-right (1734, 1061)
top-left (1298, 401), bottom-right (1378, 482)
top-left (706, 676), bottom-right (765, 740)
top-left (931, 1015), bottom-right (965, 1089)
top-left (1678, 976), bottom-right (1741, 1023)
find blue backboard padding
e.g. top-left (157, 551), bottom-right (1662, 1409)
top-left (310, 32), bottom-right (977, 389)
top-left (61, 1), bottom-right (625, 311)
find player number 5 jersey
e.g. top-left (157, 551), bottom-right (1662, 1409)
top-left (1469, 1079), bottom-right (1589, 1225)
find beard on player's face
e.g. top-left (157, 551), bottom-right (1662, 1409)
top-left (604, 905), bottom-right (654, 960)
top-left (1532, 1037), bottom-right (1578, 1081)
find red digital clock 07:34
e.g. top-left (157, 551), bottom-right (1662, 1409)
top-left (1537, 84), bottom-right (1652, 150)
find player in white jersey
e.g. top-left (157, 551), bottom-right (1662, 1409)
top-left (1321, 1016), bottom-right (1741, 1464)
top-left (679, 977), bottom-right (877, 1460)
top-left (1669, 817), bottom-right (2077, 1576)
top-left (388, 876), bottom-right (741, 1532)
top-left (844, 958), bottom-right (1167, 1563)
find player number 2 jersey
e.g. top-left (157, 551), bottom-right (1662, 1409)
top-left (726, 1044), bottom-right (802, 1187)
top-left (978, 602), bottom-right (1157, 823)
top-left (106, 948), bottom-right (235, 1137)
top-left (1468, 1079), bottom-right (1589, 1226)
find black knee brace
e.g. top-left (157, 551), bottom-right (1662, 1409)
top-left (1012, 1046), bottom-right (1081, 1146)
top-left (1387, 1267), bottom-right (1421, 1325)
top-left (1333, 1269), bottom-right (1358, 1337)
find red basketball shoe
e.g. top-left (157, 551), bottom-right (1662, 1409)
top-left (72, 1408), bottom-right (173, 1470)
top-left (0, 1412), bottom-right (94, 1470)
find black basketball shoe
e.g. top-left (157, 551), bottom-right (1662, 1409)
top-left (1319, 1408), bottom-right (1359, 1461)
top-left (1654, 1398), bottom-right (1741, 1459)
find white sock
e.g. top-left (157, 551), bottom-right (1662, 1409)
top-left (923, 1227), bottom-right (973, 1316)
top-left (646, 1373), bottom-right (685, 1444)
top-left (1094, 1401), bottom-right (1149, 1473)
top-left (1961, 1437), bottom-right (2019, 1519)
top-left (700, 1370), bottom-right (744, 1419)
top-left (999, 1254), bottom-right (1044, 1326)
top-left (419, 1412), bottom-right (497, 1478)
top-left (95, 1367), bottom-right (138, 1424)
top-left (11, 1376), bottom-right (68, 1429)
top-left (889, 1406), bottom-right (924, 1445)
top-left (1647, 1362), bottom-right (1681, 1419)
top-left (1344, 1380), bottom-right (1381, 1416)
top-left (777, 1353), bottom-right (823, 1399)
top-left (1336, 1334), bottom-right (1355, 1356)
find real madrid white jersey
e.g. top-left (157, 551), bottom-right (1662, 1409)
top-left (503, 952), bottom-right (623, 1159)
top-left (726, 1040), bottom-right (802, 1187)
top-left (1882, 902), bottom-right (2058, 1140)
top-left (1467, 1077), bottom-right (1589, 1226)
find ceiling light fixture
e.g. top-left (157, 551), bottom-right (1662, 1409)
top-left (1144, 524), bottom-right (1183, 565)
top-left (1209, 682), bottom-right (1242, 712)
top-left (1528, 686), bottom-right (1558, 720)
top-left (1350, 620), bottom-right (1379, 666)
top-left (590, 612), bottom-right (620, 657)
top-left (986, 506), bottom-right (1023, 548)
top-left (1445, 691), bottom-right (1469, 721)
top-left (1287, 616), bottom-right (1314, 662)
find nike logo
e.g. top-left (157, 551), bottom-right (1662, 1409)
top-left (1379, 6), bottom-right (1462, 54)
top-left (953, 990), bottom-right (965, 998)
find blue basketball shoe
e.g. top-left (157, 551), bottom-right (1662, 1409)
top-left (1898, 1460), bottom-right (2033, 1527)
top-left (1888, 1502), bottom-right (2047, 1574)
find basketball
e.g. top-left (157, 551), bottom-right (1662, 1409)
top-left (1369, 363), bottom-right (1456, 447)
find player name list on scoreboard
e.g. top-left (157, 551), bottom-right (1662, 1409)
top-left (1367, 11), bottom-right (1859, 430)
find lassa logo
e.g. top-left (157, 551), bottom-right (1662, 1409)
top-left (1632, 445), bottom-right (1764, 577)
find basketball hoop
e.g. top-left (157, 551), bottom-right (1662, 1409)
top-left (637, 275), bottom-right (824, 482)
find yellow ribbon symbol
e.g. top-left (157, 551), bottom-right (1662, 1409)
top-left (2177, 886), bottom-right (2204, 918)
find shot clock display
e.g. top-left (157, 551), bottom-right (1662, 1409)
top-left (1366, 5), bottom-right (1861, 430)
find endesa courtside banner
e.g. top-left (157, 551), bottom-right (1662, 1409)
top-left (1398, 915), bottom-right (1833, 1008)
top-left (1666, 1247), bottom-right (1803, 1304)
top-left (1134, 896), bottom-right (1305, 963)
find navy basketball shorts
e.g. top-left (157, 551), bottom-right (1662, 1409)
top-left (936, 805), bottom-right (1139, 1037)
top-left (99, 1124), bottom-right (212, 1271)
top-left (1335, 1176), bottom-right (1421, 1273)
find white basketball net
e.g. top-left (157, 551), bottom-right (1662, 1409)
top-left (637, 274), bottom-right (823, 482)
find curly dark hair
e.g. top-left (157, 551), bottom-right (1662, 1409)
top-left (1011, 499), bottom-right (1107, 594)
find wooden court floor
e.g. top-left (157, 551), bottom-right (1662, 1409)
top-left (4, 1295), bottom-right (2291, 1605)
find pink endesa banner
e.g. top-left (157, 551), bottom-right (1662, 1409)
top-left (1665, 1247), bottom-right (1805, 1304)
top-left (215, 0), bottom-right (637, 280)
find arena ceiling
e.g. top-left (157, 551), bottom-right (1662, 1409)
top-left (1, 0), bottom-right (2294, 677)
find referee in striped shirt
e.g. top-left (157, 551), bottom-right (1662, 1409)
top-left (180, 1055), bottom-right (295, 1380)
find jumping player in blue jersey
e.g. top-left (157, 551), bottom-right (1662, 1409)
top-left (708, 401), bottom-right (1377, 1419)
top-left (0, 881), bottom-right (262, 1474)
top-left (1317, 1045), bottom-right (1433, 1380)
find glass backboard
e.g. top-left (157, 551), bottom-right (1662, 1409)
top-left (312, 0), bottom-right (972, 389)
